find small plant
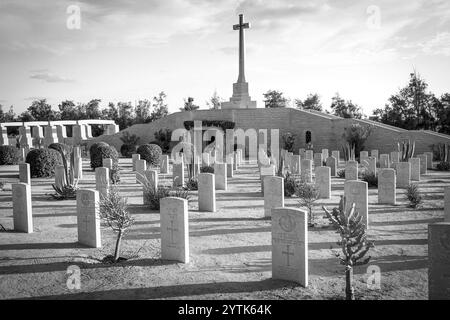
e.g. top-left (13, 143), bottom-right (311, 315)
top-left (0, 145), bottom-right (20, 165)
top-left (119, 131), bottom-right (140, 145)
top-left (185, 177), bottom-right (198, 191)
top-left (406, 183), bottom-right (422, 208)
top-left (322, 196), bottom-right (374, 300)
top-left (361, 171), bottom-right (378, 188)
top-left (283, 172), bottom-right (300, 197)
top-left (143, 184), bottom-right (171, 210)
top-left (398, 139), bottom-right (415, 162)
top-left (171, 187), bottom-right (190, 201)
top-left (137, 144), bottom-right (162, 167)
top-left (436, 161), bottom-right (450, 171)
top-left (154, 129), bottom-right (172, 153)
top-left (295, 180), bottom-right (320, 226)
top-left (337, 169), bottom-right (345, 178)
top-left (281, 132), bottom-right (296, 153)
top-left (99, 185), bottom-right (135, 262)
top-left (200, 166), bottom-right (214, 174)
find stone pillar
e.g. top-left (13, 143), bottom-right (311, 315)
top-left (378, 169), bottom-right (396, 205)
top-left (198, 173), bottom-right (216, 212)
top-left (76, 189), bottom-right (101, 248)
top-left (19, 126), bottom-right (33, 148)
top-left (272, 207), bottom-right (308, 287)
top-left (85, 124), bottom-right (93, 138)
top-left (12, 183), bottom-right (33, 233)
top-left (425, 152), bottom-right (433, 170)
top-left (56, 125), bottom-right (68, 143)
top-left (73, 146), bottom-right (83, 180)
top-left (344, 180), bottom-right (369, 229)
top-left (160, 197), bottom-right (189, 263)
top-left (0, 125), bottom-right (8, 146)
top-left (360, 151), bottom-right (369, 164)
top-left (43, 125), bottom-right (58, 147)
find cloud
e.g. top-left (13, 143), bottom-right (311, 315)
top-left (421, 32), bottom-right (450, 56)
top-left (30, 71), bottom-right (75, 83)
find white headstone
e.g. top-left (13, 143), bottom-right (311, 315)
top-left (160, 155), bottom-right (169, 174)
top-left (214, 162), bottom-right (227, 190)
top-left (73, 146), bottom-right (83, 179)
top-left (390, 151), bottom-right (400, 164)
top-left (76, 189), bottom-right (101, 248)
top-left (325, 156), bottom-right (337, 177)
top-left (95, 167), bottom-right (110, 200)
top-left (345, 161), bottom-right (358, 181)
top-left (172, 158), bottom-right (185, 187)
top-left (264, 176), bottom-right (284, 217)
top-left (198, 173), bottom-right (216, 212)
top-left (425, 152), bottom-right (433, 170)
top-left (331, 150), bottom-right (340, 162)
top-left (418, 154), bottom-right (427, 175)
top-left (313, 153), bottom-right (323, 168)
top-left (378, 169), bottom-right (396, 205)
top-left (132, 154), bottom-right (141, 171)
top-left (360, 151), bottom-right (369, 164)
top-left (102, 158), bottom-right (113, 170)
top-left (371, 150), bottom-right (379, 159)
top-left (12, 183), bottom-right (33, 233)
top-left (260, 164), bottom-right (276, 193)
top-left (136, 159), bottom-right (147, 184)
top-left (160, 197), bottom-right (189, 263)
top-left (19, 163), bottom-right (30, 185)
top-left (271, 207), bottom-right (308, 286)
top-left (305, 150), bottom-right (313, 161)
top-left (301, 159), bottom-right (312, 183)
top-left (362, 157), bottom-right (377, 175)
top-left (428, 223), bottom-right (450, 300)
top-left (344, 180), bottom-right (369, 229)
top-left (321, 149), bottom-right (329, 160)
top-left (409, 158), bottom-right (420, 181)
top-left (379, 154), bottom-right (390, 168)
top-left (315, 166), bottom-right (331, 199)
top-left (396, 162), bottom-right (411, 188)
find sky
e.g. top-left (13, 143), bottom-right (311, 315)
top-left (0, 0), bottom-right (449, 116)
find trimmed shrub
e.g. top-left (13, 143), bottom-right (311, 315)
top-left (200, 166), bottom-right (214, 174)
top-left (90, 143), bottom-right (119, 169)
top-left (0, 146), bottom-right (20, 165)
top-left (436, 161), bottom-right (450, 171)
top-left (137, 144), bottom-right (162, 167)
top-left (120, 144), bottom-right (136, 158)
top-left (284, 172), bottom-right (300, 197)
top-left (361, 171), bottom-right (378, 188)
top-left (26, 148), bottom-right (63, 178)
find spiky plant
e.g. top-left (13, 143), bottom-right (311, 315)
top-left (322, 196), bottom-right (374, 300)
top-left (397, 139), bottom-right (415, 162)
top-left (49, 144), bottom-right (79, 199)
top-left (406, 183), bottom-right (422, 208)
top-left (341, 143), bottom-right (356, 162)
top-left (99, 185), bottom-right (134, 262)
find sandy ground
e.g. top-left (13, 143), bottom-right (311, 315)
top-left (0, 158), bottom-right (447, 300)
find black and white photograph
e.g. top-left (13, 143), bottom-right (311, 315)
top-left (0, 0), bottom-right (449, 303)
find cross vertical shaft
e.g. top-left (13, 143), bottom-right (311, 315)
top-left (233, 14), bottom-right (250, 84)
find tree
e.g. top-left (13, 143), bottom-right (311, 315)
top-left (295, 93), bottom-right (322, 111)
top-left (99, 185), bottom-right (135, 262)
top-left (263, 90), bottom-right (288, 108)
top-left (102, 102), bottom-right (119, 121)
top-left (85, 99), bottom-right (102, 119)
top-left (58, 100), bottom-right (79, 120)
top-left (0, 104), bottom-right (16, 122)
top-left (117, 102), bottom-right (135, 130)
top-left (330, 93), bottom-right (363, 119)
top-left (180, 97), bottom-right (199, 111)
top-left (134, 100), bottom-right (152, 124)
top-left (206, 91), bottom-right (222, 110)
top-left (27, 99), bottom-right (57, 121)
top-left (322, 196), bottom-right (374, 300)
top-left (150, 92), bottom-right (169, 122)
top-left (342, 123), bottom-right (373, 159)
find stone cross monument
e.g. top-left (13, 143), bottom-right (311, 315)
top-left (222, 14), bottom-right (257, 109)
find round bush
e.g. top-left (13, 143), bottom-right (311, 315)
top-left (137, 144), bottom-right (162, 166)
top-left (120, 143), bottom-right (136, 158)
top-left (90, 143), bottom-right (119, 169)
top-left (0, 146), bottom-right (20, 165)
top-left (26, 148), bottom-right (63, 178)
top-left (89, 142), bottom-right (109, 163)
